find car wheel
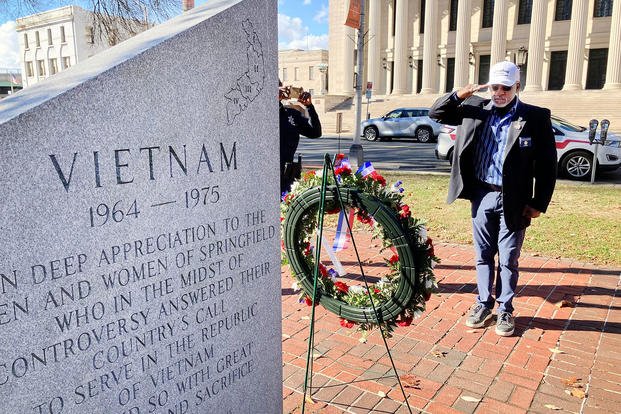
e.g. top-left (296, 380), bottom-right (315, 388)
top-left (561, 150), bottom-right (593, 180)
top-left (415, 127), bottom-right (433, 143)
top-left (364, 126), bottom-right (379, 142)
top-left (447, 148), bottom-right (454, 166)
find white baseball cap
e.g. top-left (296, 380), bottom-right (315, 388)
top-left (488, 61), bottom-right (520, 86)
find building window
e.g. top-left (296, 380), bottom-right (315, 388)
top-left (294, 67), bottom-right (299, 81)
top-left (26, 61), bottom-right (34, 77)
top-left (548, 50), bottom-right (568, 90)
top-left (282, 68), bottom-right (288, 81)
top-left (593, 0), bottom-right (613, 17)
top-left (24, 33), bottom-right (29, 49)
top-left (60, 26), bottom-right (66, 43)
top-left (482, 0), bottom-right (494, 28)
top-left (49, 58), bottom-right (58, 75)
top-left (37, 60), bottom-right (46, 76)
top-left (309, 66), bottom-right (314, 80)
top-left (419, 0), bottom-right (425, 34)
top-left (35, 31), bottom-right (40, 47)
top-left (517, 0), bottom-right (533, 24)
top-left (586, 48), bottom-right (608, 89)
top-left (449, 0), bottom-right (458, 31)
top-left (445, 57), bottom-right (455, 92)
top-left (555, 0), bottom-right (572, 21)
top-left (47, 28), bottom-right (53, 45)
top-left (416, 59), bottom-right (423, 93)
top-left (478, 55), bottom-right (491, 85)
top-left (62, 56), bottom-right (71, 69)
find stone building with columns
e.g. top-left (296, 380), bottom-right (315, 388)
top-left (278, 49), bottom-right (329, 97)
top-left (328, 0), bottom-right (620, 96)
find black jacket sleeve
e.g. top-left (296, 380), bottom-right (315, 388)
top-left (530, 108), bottom-right (557, 213)
top-left (293, 105), bottom-right (322, 138)
top-left (429, 92), bottom-right (468, 126)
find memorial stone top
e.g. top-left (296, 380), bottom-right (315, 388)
top-left (0, 0), bottom-right (281, 413)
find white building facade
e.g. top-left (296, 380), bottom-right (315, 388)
top-left (278, 49), bottom-right (329, 96)
top-left (16, 6), bottom-right (142, 88)
top-left (328, 0), bottom-right (620, 96)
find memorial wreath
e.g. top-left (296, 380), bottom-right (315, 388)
top-left (281, 155), bottom-right (438, 336)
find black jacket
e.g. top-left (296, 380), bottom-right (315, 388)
top-left (429, 93), bottom-right (557, 231)
top-left (279, 103), bottom-right (322, 166)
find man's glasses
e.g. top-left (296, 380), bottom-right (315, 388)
top-left (491, 84), bottom-right (513, 92)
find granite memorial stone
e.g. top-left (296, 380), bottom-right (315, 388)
top-left (0, 0), bottom-right (281, 412)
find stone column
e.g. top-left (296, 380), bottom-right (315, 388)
top-left (367, 0), bottom-right (382, 92)
top-left (420, 0), bottom-right (438, 94)
top-left (318, 64), bottom-right (328, 94)
top-left (563, 0), bottom-right (589, 90)
top-left (392, 0), bottom-right (409, 94)
top-left (454, 0), bottom-right (472, 88)
top-left (525, 0), bottom-right (547, 91)
top-left (604, 0), bottom-right (621, 89)
top-left (490, 0), bottom-right (508, 64)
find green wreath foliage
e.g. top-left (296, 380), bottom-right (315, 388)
top-left (281, 161), bottom-right (439, 336)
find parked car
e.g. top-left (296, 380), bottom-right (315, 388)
top-left (434, 116), bottom-right (621, 180)
top-left (360, 107), bottom-right (442, 143)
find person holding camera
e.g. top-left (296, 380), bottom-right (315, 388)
top-left (279, 80), bottom-right (322, 194)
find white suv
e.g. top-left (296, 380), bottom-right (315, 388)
top-left (435, 116), bottom-right (621, 180)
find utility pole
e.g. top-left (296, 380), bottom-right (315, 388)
top-left (349, 0), bottom-right (365, 167)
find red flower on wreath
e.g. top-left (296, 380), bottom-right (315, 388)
top-left (426, 237), bottom-right (435, 257)
top-left (303, 170), bottom-right (316, 180)
top-left (334, 165), bottom-right (352, 176)
top-left (304, 296), bottom-right (314, 306)
top-left (388, 254), bottom-right (399, 265)
top-left (318, 263), bottom-right (329, 278)
top-left (396, 313), bottom-right (413, 327)
top-left (356, 211), bottom-right (373, 225)
top-left (399, 204), bottom-right (411, 218)
top-left (334, 281), bottom-right (349, 294)
top-left (339, 318), bottom-right (355, 328)
top-left (303, 242), bottom-right (312, 257)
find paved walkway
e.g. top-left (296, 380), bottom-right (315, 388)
top-left (281, 233), bottom-right (621, 413)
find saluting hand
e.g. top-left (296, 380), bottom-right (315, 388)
top-left (456, 84), bottom-right (488, 100)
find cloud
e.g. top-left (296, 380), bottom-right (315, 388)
top-left (303, 0), bottom-right (311, 5)
top-left (278, 13), bottom-right (327, 50)
top-left (0, 21), bottom-right (20, 69)
top-left (313, 4), bottom-right (328, 24)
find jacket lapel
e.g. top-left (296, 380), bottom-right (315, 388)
top-left (504, 102), bottom-right (526, 161)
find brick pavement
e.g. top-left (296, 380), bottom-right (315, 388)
top-left (281, 233), bottom-right (621, 413)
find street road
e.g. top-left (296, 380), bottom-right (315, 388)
top-left (297, 135), bottom-right (621, 185)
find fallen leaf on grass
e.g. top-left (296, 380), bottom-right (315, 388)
top-left (399, 374), bottom-right (421, 389)
top-left (561, 377), bottom-right (582, 387)
top-left (549, 347), bottom-right (564, 354)
top-left (461, 396), bottom-right (481, 403)
top-left (544, 404), bottom-right (562, 410)
top-left (555, 299), bottom-right (575, 308)
top-left (377, 391), bottom-right (386, 398)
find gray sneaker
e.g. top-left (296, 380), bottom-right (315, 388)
top-left (465, 303), bottom-right (492, 328)
top-left (495, 312), bottom-right (515, 336)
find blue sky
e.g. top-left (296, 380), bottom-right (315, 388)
top-left (0, 0), bottom-right (329, 69)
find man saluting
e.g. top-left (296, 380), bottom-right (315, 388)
top-left (429, 61), bottom-right (557, 337)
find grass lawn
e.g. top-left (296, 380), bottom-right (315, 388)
top-left (383, 173), bottom-right (621, 267)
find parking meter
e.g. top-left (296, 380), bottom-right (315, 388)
top-left (588, 119), bottom-right (599, 144)
top-left (600, 119), bottom-right (610, 144)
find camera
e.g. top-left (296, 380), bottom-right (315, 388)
top-left (289, 86), bottom-right (304, 99)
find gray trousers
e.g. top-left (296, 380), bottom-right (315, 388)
top-left (471, 187), bottom-right (526, 314)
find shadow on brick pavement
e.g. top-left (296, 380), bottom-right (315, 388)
top-left (281, 232), bottom-right (621, 413)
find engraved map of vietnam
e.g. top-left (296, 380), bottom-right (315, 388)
top-left (225, 19), bottom-right (265, 125)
